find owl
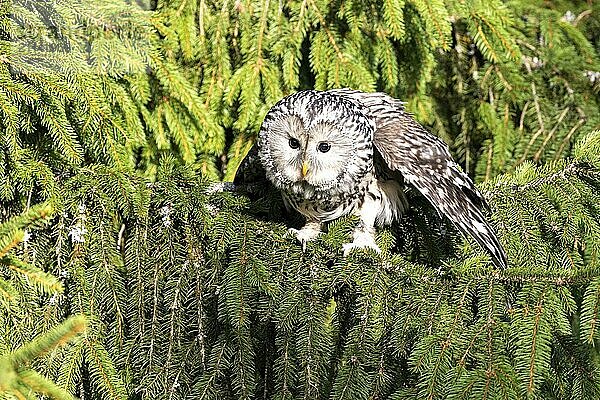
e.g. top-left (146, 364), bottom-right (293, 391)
top-left (235, 89), bottom-right (507, 269)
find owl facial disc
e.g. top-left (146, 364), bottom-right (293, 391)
top-left (257, 90), bottom-right (375, 195)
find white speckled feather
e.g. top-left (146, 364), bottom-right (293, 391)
top-left (236, 89), bottom-right (507, 268)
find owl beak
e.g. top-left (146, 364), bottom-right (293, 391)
top-left (301, 161), bottom-right (309, 178)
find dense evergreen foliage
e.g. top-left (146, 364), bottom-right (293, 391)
top-left (0, 204), bottom-right (87, 399)
top-left (1, 0), bottom-right (600, 399)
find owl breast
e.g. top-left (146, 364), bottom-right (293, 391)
top-left (282, 174), bottom-right (371, 222)
top-left (281, 172), bottom-right (406, 225)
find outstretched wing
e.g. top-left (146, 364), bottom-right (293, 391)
top-left (330, 89), bottom-right (507, 269)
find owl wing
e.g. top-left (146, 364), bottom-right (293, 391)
top-left (329, 89), bottom-right (507, 269)
top-left (233, 143), bottom-right (280, 196)
top-left (234, 144), bottom-right (265, 185)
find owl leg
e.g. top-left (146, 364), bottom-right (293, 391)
top-left (288, 221), bottom-right (323, 251)
top-left (342, 197), bottom-right (381, 256)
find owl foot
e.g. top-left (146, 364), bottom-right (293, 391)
top-left (288, 222), bottom-right (323, 251)
top-left (342, 231), bottom-right (381, 256)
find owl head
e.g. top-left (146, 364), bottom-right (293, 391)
top-left (258, 90), bottom-right (375, 195)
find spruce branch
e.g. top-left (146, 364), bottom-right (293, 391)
top-left (0, 315), bottom-right (87, 400)
top-left (2, 2), bottom-right (600, 399)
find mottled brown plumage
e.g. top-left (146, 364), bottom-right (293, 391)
top-left (235, 89), bottom-right (507, 268)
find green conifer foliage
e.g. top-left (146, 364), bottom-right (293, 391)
top-left (0, 0), bottom-right (223, 196)
top-left (0, 131), bottom-right (593, 399)
top-left (1, 1), bottom-right (600, 399)
top-left (152, 0), bottom-right (599, 181)
top-left (0, 0), bottom-right (150, 199)
top-left (0, 204), bottom-right (87, 400)
top-left (0, 204), bottom-right (59, 306)
top-left (0, 316), bottom-right (87, 400)
top-left (3, 0), bottom-right (598, 185)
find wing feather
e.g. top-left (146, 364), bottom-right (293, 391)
top-left (330, 89), bottom-right (507, 268)
top-left (234, 144), bottom-right (263, 185)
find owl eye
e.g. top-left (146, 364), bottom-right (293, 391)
top-left (288, 138), bottom-right (300, 149)
top-left (317, 142), bottom-right (331, 153)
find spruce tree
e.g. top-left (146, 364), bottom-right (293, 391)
top-left (1, 1), bottom-right (600, 399)
top-left (0, 204), bottom-right (87, 400)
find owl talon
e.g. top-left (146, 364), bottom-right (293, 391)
top-left (342, 231), bottom-right (381, 256)
top-left (342, 241), bottom-right (381, 256)
top-left (288, 225), bottom-right (323, 251)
